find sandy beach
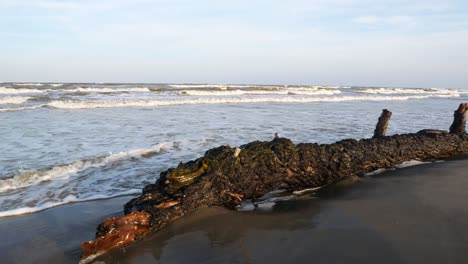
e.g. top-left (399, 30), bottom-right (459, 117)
top-left (1, 158), bottom-right (467, 264)
top-left (0, 196), bottom-right (134, 263)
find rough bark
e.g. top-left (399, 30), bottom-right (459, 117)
top-left (80, 104), bottom-right (468, 263)
top-left (373, 109), bottom-right (392, 138)
top-left (450, 103), bottom-right (468, 134)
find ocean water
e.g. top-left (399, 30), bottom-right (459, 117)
top-left (0, 82), bottom-right (466, 217)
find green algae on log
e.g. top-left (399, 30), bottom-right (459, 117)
top-left (80, 103), bottom-right (468, 263)
top-left (165, 160), bottom-right (208, 193)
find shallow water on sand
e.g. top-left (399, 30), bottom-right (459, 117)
top-left (0, 196), bottom-right (133, 263)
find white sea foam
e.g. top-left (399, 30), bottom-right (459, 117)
top-left (67, 87), bottom-right (150, 93)
top-left (45, 94), bottom-right (458, 109)
top-left (292, 186), bottom-right (326, 195)
top-left (14, 83), bottom-right (43, 86)
top-left (394, 160), bottom-right (431, 168)
top-left (0, 87), bottom-right (46, 94)
top-left (365, 160), bottom-right (431, 176)
top-left (0, 189), bottom-right (141, 217)
top-left (238, 200), bottom-right (256, 211)
top-left (177, 88), bottom-right (341, 96)
top-left (0, 105), bottom-right (45, 112)
top-left (50, 83), bottom-right (64, 87)
top-left (365, 168), bottom-right (394, 176)
top-left (169, 84), bottom-right (230, 89)
top-left (357, 87), bottom-right (460, 95)
top-left (0, 96), bottom-right (31, 104)
top-left (0, 143), bottom-right (173, 192)
top-left (316, 85), bottom-right (341, 89)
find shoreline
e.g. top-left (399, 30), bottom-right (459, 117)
top-left (0, 195), bottom-right (136, 263)
top-left (2, 158), bottom-right (468, 263)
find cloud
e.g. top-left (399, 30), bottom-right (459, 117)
top-left (0, 0), bottom-right (156, 10)
top-left (352, 15), bottom-right (379, 24)
top-left (352, 15), bottom-right (416, 27)
top-left (386, 15), bottom-right (415, 25)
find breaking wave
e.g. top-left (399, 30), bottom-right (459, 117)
top-left (0, 105), bottom-right (45, 112)
top-left (0, 86), bottom-right (150, 95)
top-left (356, 87), bottom-right (461, 95)
top-left (0, 87), bottom-right (46, 94)
top-left (45, 94), bottom-right (459, 109)
top-left (14, 83), bottom-right (44, 86)
top-left (169, 84), bottom-right (239, 89)
top-left (0, 143), bottom-right (173, 193)
top-left (65, 87), bottom-right (151, 93)
top-left (0, 96), bottom-right (31, 104)
top-left (177, 88), bottom-right (341, 96)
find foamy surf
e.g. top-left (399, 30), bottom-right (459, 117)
top-left (169, 84), bottom-right (231, 89)
top-left (0, 143), bottom-right (175, 217)
top-left (14, 83), bottom-right (44, 86)
top-left (0, 143), bottom-right (173, 193)
top-left (365, 160), bottom-right (432, 176)
top-left (395, 160), bottom-right (431, 168)
top-left (0, 96), bottom-right (31, 104)
top-left (0, 84), bottom-right (464, 113)
top-left (0, 87), bottom-right (46, 94)
top-left (0, 105), bottom-right (45, 112)
top-left (66, 87), bottom-right (151, 93)
top-left (177, 88), bottom-right (341, 96)
top-left (0, 189), bottom-right (141, 217)
top-left (45, 94), bottom-right (459, 109)
top-left (357, 87), bottom-right (460, 95)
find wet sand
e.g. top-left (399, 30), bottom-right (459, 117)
top-left (2, 159), bottom-right (468, 264)
top-left (0, 196), bottom-right (134, 263)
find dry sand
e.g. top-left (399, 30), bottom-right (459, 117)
top-left (1, 159), bottom-right (468, 264)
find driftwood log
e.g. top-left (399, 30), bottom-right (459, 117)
top-left (80, 103), bottom-right (468, 263)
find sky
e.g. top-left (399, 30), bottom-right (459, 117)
top-left (1, 0), bottom-right (467, 88)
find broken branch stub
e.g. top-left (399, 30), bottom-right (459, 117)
top-left (373, 109), bottom-right (392, 138)
top-left (449, 103), bottom-right (468, 134)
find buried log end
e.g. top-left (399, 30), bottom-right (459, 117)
top-left (373, 109), bottom-right (392, 138)
top-left (449, 103), bottom-right (468, 134)
top-left (80, 211), bottom-right (151, 263)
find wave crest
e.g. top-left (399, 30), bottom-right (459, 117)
top-left (0, 143), bottom-right (173, 193)
top-left (356, 87), bottom-right (460, 95)
top-left (66, 87), bottom-right (150, 93)
top-left (45, 94), bottom-right (459, 109)
top-left (177, 88), bottom-right (341, 96)
top-left (0, 96), bottom-right (31, 104)
top-left (0, 87), bottom-right (46, 94)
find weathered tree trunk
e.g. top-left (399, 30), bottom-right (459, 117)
top-left (373, 109), bottom-right (392, 138)
top-left (80, 104), bottom-right (468, 264)
top-left (449, 103), bottom-right (468, 134)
